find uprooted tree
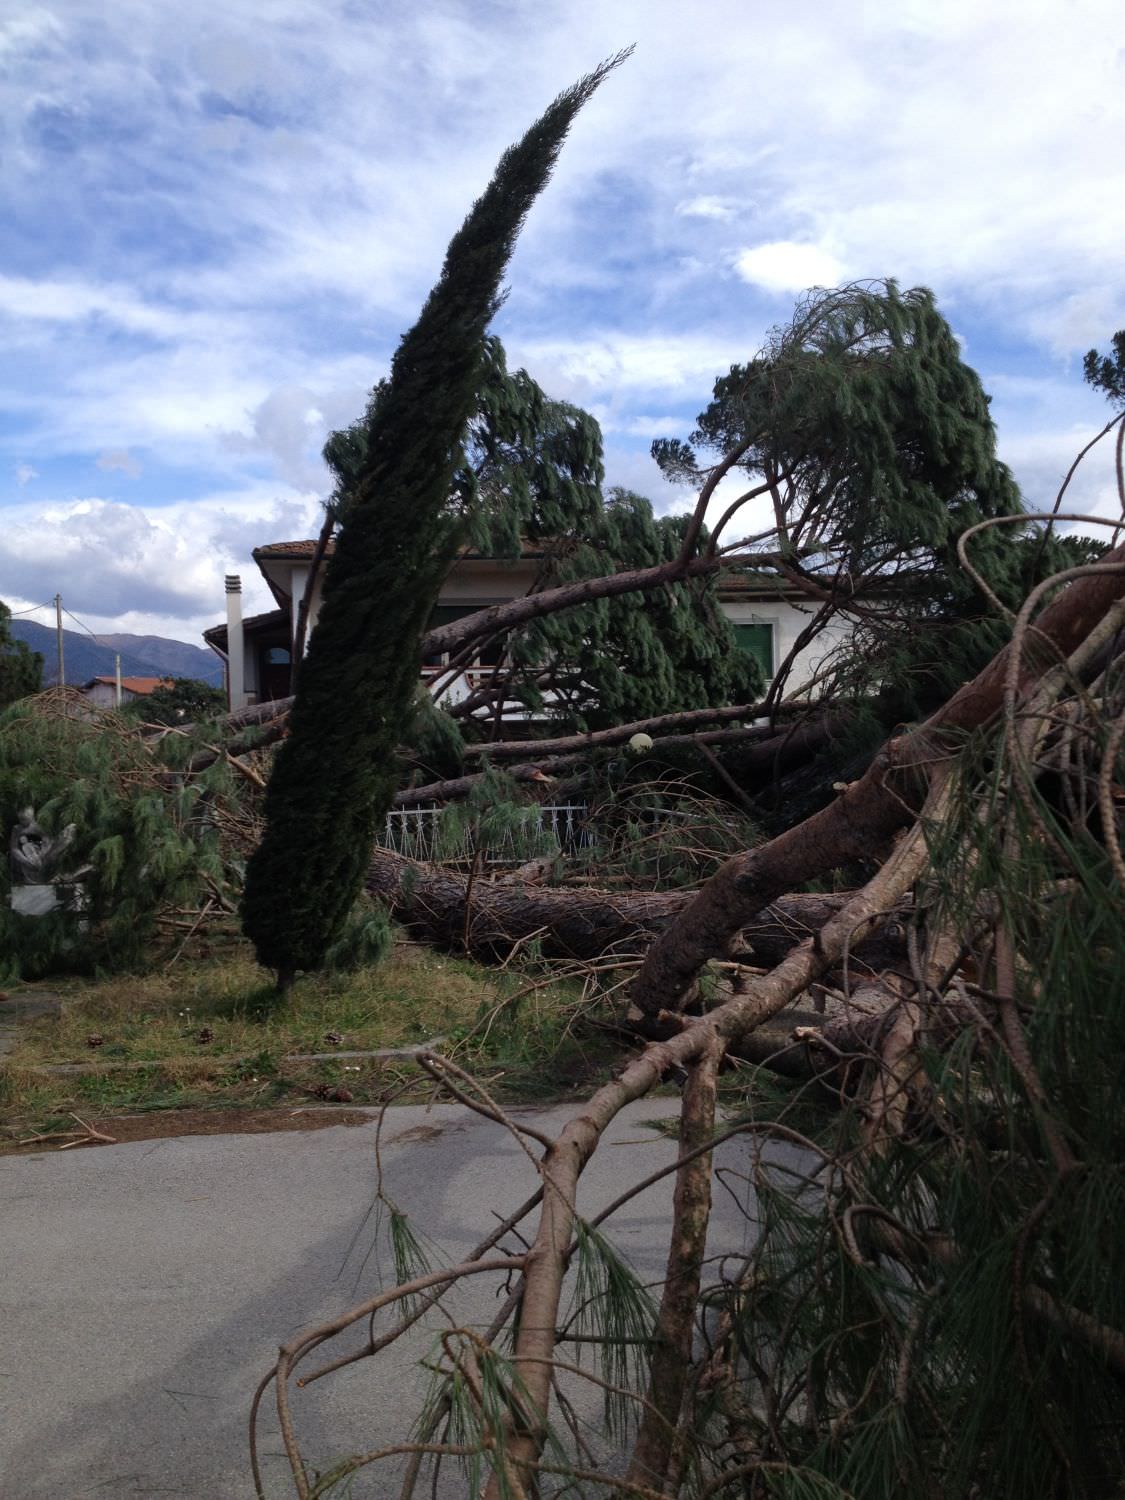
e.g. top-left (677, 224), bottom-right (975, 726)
top-left (2, 52), bottom-right (1118, 1496)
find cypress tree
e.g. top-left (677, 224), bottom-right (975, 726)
top-left (241, 54), bottom-right (628, 989)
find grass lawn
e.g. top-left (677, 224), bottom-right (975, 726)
top-left (0, 938), bottom-right (625, 1149)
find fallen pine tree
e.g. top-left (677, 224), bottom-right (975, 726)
top-left (253, 536), bottom-right (1125, 1499)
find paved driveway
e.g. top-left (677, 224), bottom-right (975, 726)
top-left (1, 1100), bottom-right (784, 1499)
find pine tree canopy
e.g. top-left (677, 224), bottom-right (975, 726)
top-left (0, 600), bottom-right (43, 709)
top-left (240, 54), bottom-right (629, 985)
top-left (654, 281), bottom-right (1022, 575)
top-left (1083, 328), bottom-right (1125, 409)
top-left (651, 281), bottom-right (1061, 711)
top-left (500, 489), bottom-right (762, 729)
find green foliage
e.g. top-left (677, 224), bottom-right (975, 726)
top-left (503, 488), bottom-right (762, 730)
top-left (241, 56), bottom-right (627, 985)
top-left (0, 702), bottom-right (225, 979)
top-left (654, 281), bottom-right (1034, 709)
top-left (320, 898), bottom-right (392, 972)
top-left (657, 280), bottom-right (1020, 565)
top-left (122, 677), bottom-right (226, 726)
top-left (567, 1220), bottom-right (658, 1437)
top-left (0, 601), bottom-right (43, 708)
top-left (697, 705), bottom-right (1125, 1498)
top-left (425, 767), bottom-right (563, 865)
top-left (1083, 329), bottom-right (1125, 409)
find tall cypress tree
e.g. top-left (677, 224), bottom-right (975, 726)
top-left (242, 54), bottom-right (627, 989)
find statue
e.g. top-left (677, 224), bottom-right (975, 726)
top-left (8, 808), bottom-right (87, 917)
top-left (10, 807), bottom-right (77, 884)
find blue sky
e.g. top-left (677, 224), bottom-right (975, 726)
top-left (2, 0), bottom-right (1123, 644)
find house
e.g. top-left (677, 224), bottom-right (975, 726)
top-left (80, 675), bottom-right (172, 708)
top-left (203, 539), bottom-right (551, 711)
top-left (203, 539), bottom-right (853, 712)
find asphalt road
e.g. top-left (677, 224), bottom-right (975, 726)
top-left (1, 1100), bottom-right (791, 1500)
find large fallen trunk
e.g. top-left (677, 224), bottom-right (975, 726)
top-left (364, 846), bottom-right (907, 969)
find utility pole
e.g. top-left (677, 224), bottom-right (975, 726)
top-left (54, 593), bottom-right (65, 688)
top-left (114, 653), bottom-right (122, 708)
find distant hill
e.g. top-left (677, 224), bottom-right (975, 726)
top-left (10, 620), bottom-right (223, 688)
top-left (93, 633), bottom-right (224, 685)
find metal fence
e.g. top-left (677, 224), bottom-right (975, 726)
top-left (383, 803), bottom-right (592, 865)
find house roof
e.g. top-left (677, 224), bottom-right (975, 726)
top-left (203, 607), bottom-right (289, 656)
top-left (251, 537), bottom-right (548, 564)
top-left (253, 539), bottom-right (331, 560)
top-left (82, 676), bottom-right (172, 695)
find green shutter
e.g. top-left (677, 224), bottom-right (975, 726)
top-left (733, 622), bottom-right (773, 676)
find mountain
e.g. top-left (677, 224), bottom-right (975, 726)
top-left (9, 620), bottom-right (223, 687)
top-left (93, 633), bottom-right (224, 684)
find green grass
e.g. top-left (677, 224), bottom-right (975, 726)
top-left (0, 939), bottom-right (626, 1143)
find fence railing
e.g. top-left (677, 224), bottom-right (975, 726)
top-left (383, 803), bottom-right (592, 865)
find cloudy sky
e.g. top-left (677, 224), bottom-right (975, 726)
top-left (2, 0), bottom-right (1123, 645)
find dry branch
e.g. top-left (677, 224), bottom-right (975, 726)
top-left (483, 778), bottom-right (952, 1495)
top-left (625, 1039), bottom-right (723, 1493)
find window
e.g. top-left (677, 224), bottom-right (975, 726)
top-left (424, 603), bottom-right (506, 669)
top-left (733, 622), bottom-right (774, 677)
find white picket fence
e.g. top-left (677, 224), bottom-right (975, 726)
top-left (383, 803), bottom-right (592, 865)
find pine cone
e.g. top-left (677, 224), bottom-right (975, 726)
top-left (323, 1031), bottom-right (343, 1046)
top-left (86, 1034), bottom-right (104, 1048)
top-left (195, 1027), bottom-right (215, 1045)
top-left (312, 1083), bottom-right (332, 1099)
top-left (330, 1087), bottom-right (354, 1103)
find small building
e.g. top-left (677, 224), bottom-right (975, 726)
top-left (80, 675), bottom-right (172, 708)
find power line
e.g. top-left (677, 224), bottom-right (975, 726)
top-left (7, 600), bottom-right (56, 617)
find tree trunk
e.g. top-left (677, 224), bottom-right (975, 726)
top-left (364, 847), bottom-right (907, 969)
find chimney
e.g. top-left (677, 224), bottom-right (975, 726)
top-left (225, 574), bottom-right (246, 710)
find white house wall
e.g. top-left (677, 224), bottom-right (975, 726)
top-left (719, 599), bottom-right (853, 695)
top-left (235, 548), bottom-right (855, 705)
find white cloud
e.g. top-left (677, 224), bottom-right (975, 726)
top-left (676, 195), bottom-right (741, 221)
top-left (15, 462), bottom-right (38, 485)
top-left (0, 489), bottom-right (322, 641)
top-left (998, 422), bottom-right (1123, 526)
top-left (512, 332), bottom-right (754, 402)
top-left (96, 449), bottom-right (142, 479)
top-left (735, 242), bottom-right (844, 296)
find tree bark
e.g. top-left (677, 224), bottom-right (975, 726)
top-left (458, 701), bottom-right (767, 761)
top-left (422, 552), bottom-right (726, 660)
top-left (364, 847), bottom-right (907, 969)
